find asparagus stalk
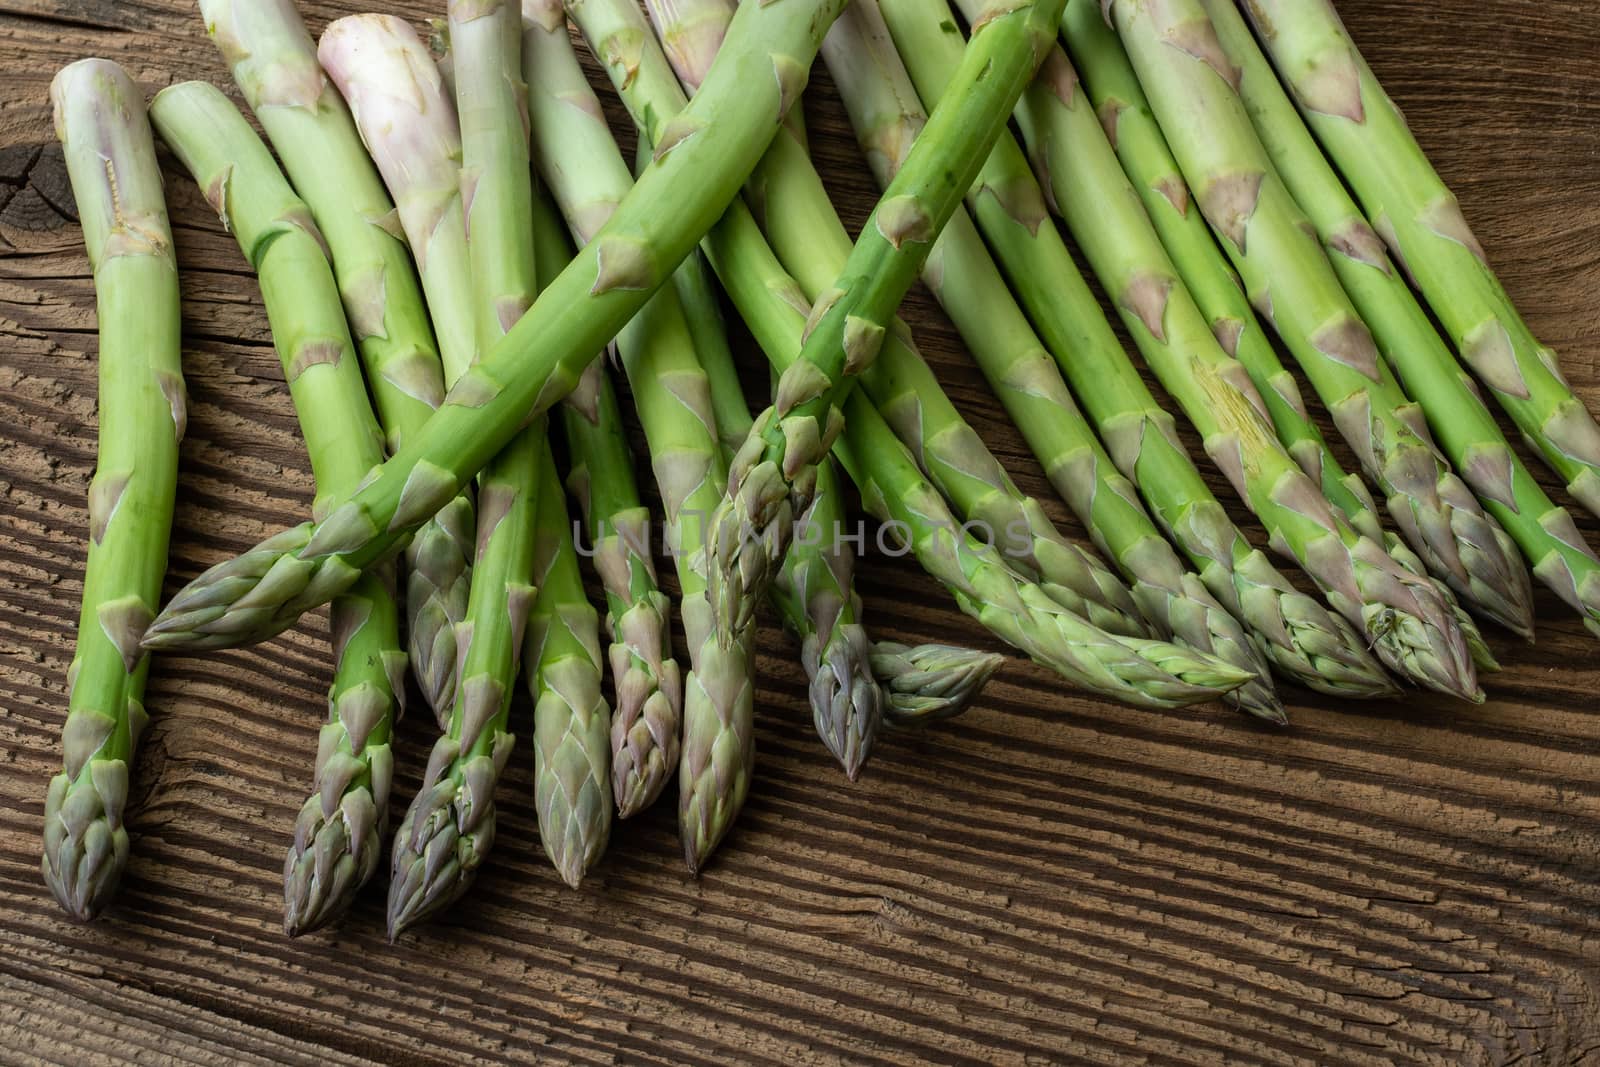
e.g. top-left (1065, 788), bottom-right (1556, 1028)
top-left (522, 0), bottom-right (754, 856)
top-left (769, 458), bottom-right (882, 777)
top-left (142, 0), bottom-right (853, 653)
top-left (526, 444), bottom-right (613, 887)
top-left (42, 60), bottom-right (185, 922)
top-left (314, 10), bottom-right (477, 712)
top-left (561, 358), bottom-right (685, 815)
top-left (1058, 1), bottom-right (1499, 670)
top-left (1240, 0), bottom-right (1600, 522)
top-left (1105, 0), bottom-right (1531, 648)
top-left (386, 0), bottom-right (546, 937)
top-left (575, 0), bottom-right (1255, 710)
top-left (832, 0), bottom-right (1383, 705)
top-left (197, 0), bottom-right (474, 721)
top-left (150, 82), bottom-right (405, 934)
top-left (1203, 0), bottom-right (1600, 638)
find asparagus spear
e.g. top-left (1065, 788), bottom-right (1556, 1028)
top-left (42, 60), bottom-right (185, 922)
top-left (769, 459), bottom-right (881, 776)
top-left (521, 0), bottom-right (751, 856)
top-left (313, 19), bottom-right (481, 726)
top-left (1203, 0), bottom-right (1600, 638)
top-left (197, 0), bottom-right (474, 721)
top-left (1058, 1), bottom-right (1499, 671)
top-left (1105, 0), bottom-right (1531, 648)
top-left (1239, 0), bottom-right (1600, 522)
top-left (149, 82), bottom-right (405, 934)
top-left (695, 290), bottom-right (1001, 737)
top-left (142, 0), bottom-right (853, 653)
top-left (526, 444), bottom-right (613, 887)
top-left (386, 0), bottom-right (546, 937)
top-left (829, 0), bottom-right (1383, 705)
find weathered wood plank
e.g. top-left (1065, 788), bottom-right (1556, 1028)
top-left (2, 1), bottom-right (1599, 1064)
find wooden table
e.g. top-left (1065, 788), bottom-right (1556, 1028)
top-left (3, 1), bottom-right (1597, 1063)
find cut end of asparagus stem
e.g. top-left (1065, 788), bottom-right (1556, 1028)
top-left (873, 641), bottom-right (1005, 728)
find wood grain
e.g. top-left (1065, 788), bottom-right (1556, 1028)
top-left (2, 1), bottom-right (1599, 1064)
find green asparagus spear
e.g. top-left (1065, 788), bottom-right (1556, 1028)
top-left (526, 445), bottom-right (613, 887)
top-left (1239, 0), bottom-right (1600, 522)
top-left (197, 0), bottom-right (474, 721)
top-left (385, 0), bottom-right (545, 937)
top-left (150, 82), bottom-right (405, 934)
top-left (1203, 0), bottom-right (1600, 637)
top-left (143, 0), bottom-right (851, 653)
top-left (522, 0), bottom-right (753, 855)
top-left (387, 419), bottom-right (537, 934)
top-left (561, 360), bottom-right (684, 815)
top-left (43, 60), bottom-right (185, 922)
top-left (837, 0), bottom-right (1387, 704)
top-left (1059, 0), bottom-right (1499, 670)
top-left (1105, 0), bottom-right (1530, 648)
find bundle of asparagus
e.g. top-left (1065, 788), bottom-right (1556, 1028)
top-left (39, 0), bottom-right (1599, 932)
